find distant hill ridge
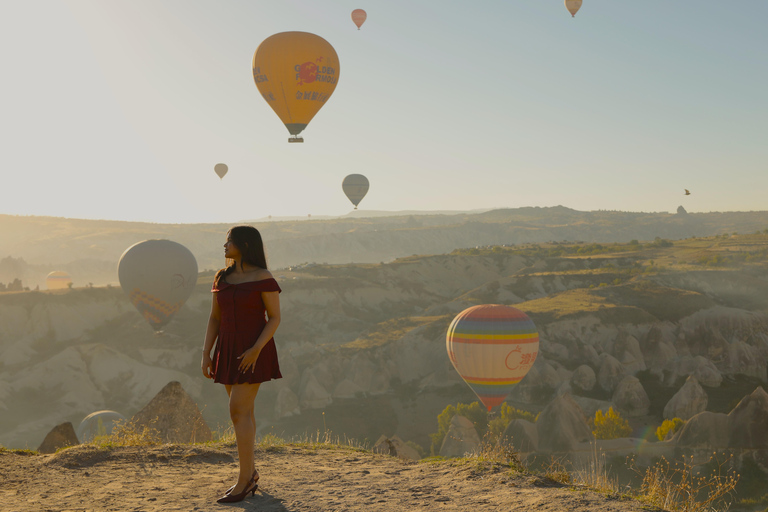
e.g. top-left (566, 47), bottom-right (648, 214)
top-left (2, 207), bottom-right (768, 288)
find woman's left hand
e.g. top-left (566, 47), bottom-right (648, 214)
top-left (237, 346), bottom-right (262, 373)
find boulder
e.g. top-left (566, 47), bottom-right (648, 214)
top-left (598, 354), bottom-right (626, 393)
top-left (570, 365), bottom-right (596, 393)
top-left (131, 381), bottom-right (212, 443)
top-left (727, 386), bottom-right (768, 449)
top-left (612, 376), bottom-right (650, 417)
top-left (37, 422), bottom-right (79, 454)
top-left (536, 393), bottom-right (593, 452)
top-left (503, 419), bottom-right (538, 452)
top-left (726, 342), bottom-right (767, 380)
top-left (439, 415), bottom-right (480, 458)
top-left (274, 387), bottom-right (300, 418)
top-left (663, 376), bottom-right (708, 420)
top-left (675, 411), bottom-right (729, 449)
top-left (373, 435), bottom-right (420, 460)
top-left (692, 356), bottom-right (723, 387)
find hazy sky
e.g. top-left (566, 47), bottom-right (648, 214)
top-left (1, 0), bottom-right (766, 223)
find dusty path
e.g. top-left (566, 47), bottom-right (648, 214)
top-left (0, 444), bottom-right (651, 512)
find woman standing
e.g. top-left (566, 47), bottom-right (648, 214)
top-left (201, 225), bottom-right (282, 503)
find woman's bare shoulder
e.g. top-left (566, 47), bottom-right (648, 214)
top-left (254, 269), bottom-right (274, 281)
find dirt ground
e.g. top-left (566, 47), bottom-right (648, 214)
top-left (0, 444), bottom-right (654, 512)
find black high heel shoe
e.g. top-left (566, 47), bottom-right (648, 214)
top-left (217, 479), bottom-right (258, 504)
top-left (221, 470), bottom-right (259, 500)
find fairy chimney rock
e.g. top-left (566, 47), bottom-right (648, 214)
top-left (131, 381), bottom-right (212, 443)
top-left (663, 375), bottom-right (708, 420)
top-left (439, 415), bottom-right (480, 458)
top-left (37, 422), bottom-right (79, 454)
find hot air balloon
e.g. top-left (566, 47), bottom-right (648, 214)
top-left (446, 305), bottom-right (539, 412)
top-left (77, 410), bottom-right (126, 443)
top-left (46, 271), bottom-right (72, 290)
top-left (253, 32), bottom-right (340, 143)
top-left (214, 163), bottom-right (228, 179)
top-left (342, 174), bottom-right (369, 209)
top-left (118, 240), bottom-right (198, 331)
top-left (351, 9), bottom-right (367, 30)
top-left (565, 0), bottom-right (582, 17)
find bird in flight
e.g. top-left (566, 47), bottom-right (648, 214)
top-left (684, 189), bottom-right (691, 195)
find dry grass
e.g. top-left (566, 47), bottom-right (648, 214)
top-left (89, 419), bottom-right (161, 448)
top-left (636, 454), bottom-right (739, 512)
top-left (572, 442), bottom-right (619, 494)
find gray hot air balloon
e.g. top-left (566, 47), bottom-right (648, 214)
top-left (342, 174), bottom-right (369, 209)
top-left (77, 410), bottom-right (126, 443)
top-left (118, 240), bottom-right (198, 331)
top-left (214, 163), bottom-right (228, 179)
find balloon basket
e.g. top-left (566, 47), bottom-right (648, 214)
top-left (288, 136), bottom-right (304, 143)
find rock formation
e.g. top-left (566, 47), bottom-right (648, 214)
top-left (37, 422), bottom-right (79, 454)
top-left (675, 411), bottom-right (728, 449)
top-left (598, 354), bottom-right (626, 393)
top-left (131, 381), bottom-right (212, 444)
top-left (612, 376), bottom-right (650, 417)
top-left (570, 365), bottom-right (596, 393)
top-left (663, 376), bottom-right (708, 420)
top-left (439, 415), bottom-right (480, 458)
top-left (373, 435), bottom-right (420, 460)
top-left (727, 386), bottom-right (768, 449)
top-left (503, 419), bottom-right (538, 452)
top-left (536, 393), bottom-right (593, 452)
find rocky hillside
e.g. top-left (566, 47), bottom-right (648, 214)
top-left (1, 233), bottom-right (768, 457)
top-left (3, 207), bottom-right (768, 289)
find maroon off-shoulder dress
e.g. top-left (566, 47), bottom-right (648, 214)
top-left (211, 277), bottom-right (282, 385)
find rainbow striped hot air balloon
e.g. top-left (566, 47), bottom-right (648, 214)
top-left (446, 304), bottom-right (539, 411)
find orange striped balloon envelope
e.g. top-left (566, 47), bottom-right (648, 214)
top-left (118, 240), bottom-right (198, 331)
top-left (446, 305), bottom-right (539, 411)
top-left (351, 9), bottom-right (367, 30)
top-left (252, 32), bottom-right (340, 142)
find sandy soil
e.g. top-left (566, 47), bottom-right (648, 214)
top-left (0, 444), bottom-right (653, 512)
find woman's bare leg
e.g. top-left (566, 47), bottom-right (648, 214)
top-left (226, 382), bottom-right (261, 494)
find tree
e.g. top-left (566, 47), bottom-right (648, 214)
top-left (655, 418), bottom-right (686, 441)
top-left (590, 407), bottom-right (632, 440)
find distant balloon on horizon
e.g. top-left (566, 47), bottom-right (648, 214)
top-left (214, 163), bottom-right (228, 179)
top-left (565, 0), bottom-right (582, 17)
top-left (351, 9), bottom-right (367, 30)
top-left (46, 271), bottom-right (72, 290)
top-left (342, 174), bottom-right (369, 209)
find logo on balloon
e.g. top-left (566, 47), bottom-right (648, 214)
top-left (505, 346), bottom-right (522, 370)
top-left (296, 62), bottom-right (318, 85)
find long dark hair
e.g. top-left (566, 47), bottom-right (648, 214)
top-left (216, 225), bottom-right (268, 284)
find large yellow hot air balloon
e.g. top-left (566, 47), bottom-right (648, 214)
top-left (446, 305), bottom-right (539, 411)
top-left (46, 271), bottom-right (72, 290)
top-left (118, 240), bottom-right (198, 331)
top-left (342, 174), bottom-right (369, 209)
top-left (351, 9), bottom-right (367, 30)
top-left (565, 0), bottom-right (582, 17)
top-left (253, 32), bottom-right (340, 143)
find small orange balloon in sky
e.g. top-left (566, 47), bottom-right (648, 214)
top-left (351, 9), bottom-right (367, 30)
top-left (565, 0), bottom-right (582, 17)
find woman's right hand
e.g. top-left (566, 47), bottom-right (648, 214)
top-left (201, 352), bottom-right (214, 379)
